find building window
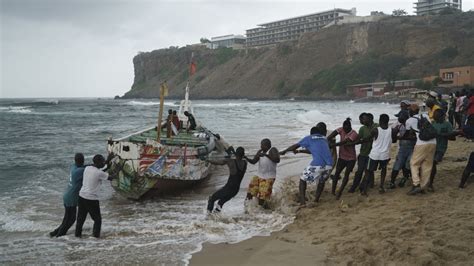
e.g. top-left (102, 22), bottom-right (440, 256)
top-left (444, 72), bottom-right (454, 79)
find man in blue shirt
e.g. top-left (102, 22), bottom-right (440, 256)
top-left (280, 123), bottom-right (333, 205)
top-left (50, 153), bottom-right (85, 237)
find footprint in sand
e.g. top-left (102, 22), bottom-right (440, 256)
top-left (278, 236), bottom-right (296, 243)
top-left (432, 239), bottom-right (446, 247)
top-left (446, 244), bottom-right (470, 252)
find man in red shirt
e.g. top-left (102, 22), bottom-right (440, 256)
top-left (172, 110), bottom-right (180, 132)
top-left (327, 118), bottom-right (358, 200)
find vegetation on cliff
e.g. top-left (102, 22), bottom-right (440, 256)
top-left (123, 12), bottom-right (474, 99)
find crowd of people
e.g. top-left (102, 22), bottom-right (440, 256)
top-left (207, 90), bottom-right (474, 212)
top-left (50, 91), bottom-right (474, 236)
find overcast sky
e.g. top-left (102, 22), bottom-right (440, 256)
top-left (1, 0), bottom-right (472, 98)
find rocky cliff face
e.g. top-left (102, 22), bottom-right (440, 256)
top-left (123, 12), bottom-right (474, 99)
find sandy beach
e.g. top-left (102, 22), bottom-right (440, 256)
top-left (191, 139), bottom-right (474, 265)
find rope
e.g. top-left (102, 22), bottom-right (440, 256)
top-left (109, 152), bottom-right (302, 162)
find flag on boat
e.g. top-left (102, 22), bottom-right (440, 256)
top-left (190, 62), bottom-right (196, 76)
top-left (189, 52), bottom-right (196, 76)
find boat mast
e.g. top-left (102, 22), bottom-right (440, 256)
top-left (179, 52), bottom-right (195, 120)
top-left (157, 82), bottom-right (168, 142)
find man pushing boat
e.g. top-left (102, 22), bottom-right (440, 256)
top-left (206, 147), bottom-right (247, 213)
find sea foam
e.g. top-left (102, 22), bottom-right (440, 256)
top-left (0, 106), bottom-right (33, 114)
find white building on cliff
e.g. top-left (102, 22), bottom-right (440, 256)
top-left (414, 0), bottom-right (462, 15)
top-left (246, 8), bottom-right (357, 47)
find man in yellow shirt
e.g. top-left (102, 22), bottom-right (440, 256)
top-left (426, 98), bottom-right (441, 121)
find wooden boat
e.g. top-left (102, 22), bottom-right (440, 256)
top-left (106, 58), bottom-right (227, 199)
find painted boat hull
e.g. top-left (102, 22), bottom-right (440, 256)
top-left (107, 127), bottom-right (221, 200)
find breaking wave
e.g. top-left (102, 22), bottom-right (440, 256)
top-left (193, 102), bottom-right (260, 108)
top-left (296, 109), bottom-right (331, 125)
top-left (125, 101), bottom-right (179, 107)
top-left (0, 106), bottom-right (33, 114)
top-left (9, 100), bottom-right (59, 107)
top-left (125, 100), bottom-right (159, 106)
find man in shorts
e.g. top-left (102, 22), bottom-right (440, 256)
top-left (360, 114), bottom-right (393, 195)
top-left (245, 139), bottom-right (280, 208)
top-left (280, 123), bottom-right (333, 205)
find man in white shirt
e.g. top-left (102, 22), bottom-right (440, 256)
top-left (245, 138), bottom-right (280, 209)
top-left (360, 114), bottom-right (393, 195)
top-left (405, 104), bottom-right (437, 195)
top-left (75, 153), bottom-right (114, 238)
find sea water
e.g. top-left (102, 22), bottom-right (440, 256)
top-left (0, 98), bottom-right (398, 264)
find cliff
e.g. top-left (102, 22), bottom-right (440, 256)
top-left (122, 12), bottom-right (474, 99)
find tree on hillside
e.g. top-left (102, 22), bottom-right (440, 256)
top-left (415, 80), bottom-right (424, 90)
top-left (379, 55), bottom-right (408, 90)
top-left (422, 81), bottom-right (433, 91)
top-left (415, 80), bottom-right (435, 91)
top-left (200, 38), bottom-right (210, 43)
top-left (392, 9), bottom-right (408, 16)
top-left (432, 76), bottom-right (442, 86)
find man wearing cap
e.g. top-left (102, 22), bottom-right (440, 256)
top-left (388, 110), bottom-right (415, 189)
top-left (395, 100), bottom-right (410, 117)
top-left (393, 100), bottom-right (411, 128)
top-left (405, 104), bottom-right (437, 195)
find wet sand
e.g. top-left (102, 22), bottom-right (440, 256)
top-left (191, 140), bottom-right (474, 265)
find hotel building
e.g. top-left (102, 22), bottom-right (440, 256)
top-left (246, 8), bottom-right (357, 47)
top-left (414, 0), bottom-right (462, 16)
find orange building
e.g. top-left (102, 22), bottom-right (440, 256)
top-left (439, 66), bottom-right (474, 87)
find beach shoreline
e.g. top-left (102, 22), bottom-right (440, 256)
top-left (191, 140), bottom-right (474, 265)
